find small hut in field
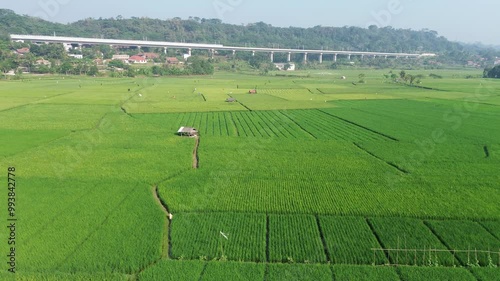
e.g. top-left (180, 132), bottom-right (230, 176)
top-left (177, 127), bottom-right (199, 137)
top-left (248, 89), bottom-right (257, 94)
top-left (226, 97), bottom-right (237, 103)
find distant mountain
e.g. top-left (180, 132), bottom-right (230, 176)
top-left (1, 9), bottom-right (498, 65)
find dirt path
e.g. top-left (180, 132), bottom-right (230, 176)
top-left (193, 136), bottom-right (200, 169)
top-left (151, 185), bottom-right (172, 259)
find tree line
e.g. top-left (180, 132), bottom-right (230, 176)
top-left (1, 8), bottom-right (499, 66)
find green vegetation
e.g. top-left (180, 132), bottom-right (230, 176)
top-left (1, 69), bottom-right (499, 279)
top-left (171, 213), bottom-right (266, 261)
top-left (333, 265), bottom-right (400, 281)
top-left (484, 65), bottom-right (500, 78)
top-left (398, 266), bottom-right (477, 281)
top-left (320, 216), bottom-right (386, 265)
top-left (470, 267), bottom-right (500, 281)
top-left (369, 218), bottom-right (457, 266)
top-left (201, 261), bottom-right (265, 281)
top-left (268, 215), bottom-right (326, 263)
top-left (2, 9), bottom-right (499, 66)
top-left (266, 263), bottom-right (332, 281)
top-left (138, 260), bottom-right (205, 281)
top-left (425, 220), bottom-right (500, 266)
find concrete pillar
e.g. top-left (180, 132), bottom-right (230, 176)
top-left (270, 52), bottom-right (274, 62)
top-left (361, 54), bottom-right (364, 60)
top-left (211, 49), bottom-right (215, 59)
top-left (287, 52), bottom-right (291, 62)
top-left (334, 54), bottom-right (337, 62)
top-left (347, 54), bottom-right (351, 61)
top-left (252, 50), bottom-right (255, 57)
top-left (188, 48), bottom-right (192, 56)
top-left (164, 47), bottom-right (167, 54)
top-left (319, 53), bottom-right (323, 64)
top-left (304, 52), bottom-right (308, 63)
top-left (232, 50), bottom-right (236, 58)
top-left (405, 56), bottom-right (409, 59)
top-left (385, 55), bottom-right (388, 59)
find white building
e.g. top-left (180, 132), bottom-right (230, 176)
top-left (112, 54), bottom-right (130, 61)
top-left (68, 54), bottom-right (83, 59)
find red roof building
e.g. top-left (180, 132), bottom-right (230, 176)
top-left (166, 57), bottom-right (180, 64)
top-left (16, 48), bottom-right (30, 55)
top-left (129, 55), bottom-right (147, 64)
top-left (141, 52), bottom-right (160, 60)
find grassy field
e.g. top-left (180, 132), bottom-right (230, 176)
top-left (0, 69), bottom-right (499, 280)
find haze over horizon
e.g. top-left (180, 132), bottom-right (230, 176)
top-left (2, 0), bottom-right (499, 46)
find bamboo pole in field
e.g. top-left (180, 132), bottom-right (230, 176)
top-left (405, 236), bottom-right (408, 265)
top-left (414, 249), bottom-right (417, 266)
top-left (396, 236), bottom-right (400, 266)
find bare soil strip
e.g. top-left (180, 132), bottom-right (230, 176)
top-left (152, 185), bottom-right (172, 259)
top-left (193, 136), bottom-right (200, 169)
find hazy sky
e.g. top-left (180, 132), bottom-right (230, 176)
top-left (2, 0), bottom-right (499, 45)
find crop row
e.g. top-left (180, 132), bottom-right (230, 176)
top-left (160, 136), bottom-right (500, 219)
top-left (281, 109), bottom-right (389, 141)
top-left (258, 89), bottom-right (317, 101)
top-left (17, 180), bottom-right (164, 273)
top-left (137, 260), bottom-right (494, 281)
top-left (328, 99), bottom-right (500, 144)
top-left (170, 212), bottom-right (500, 267)
top-left (134, 108), bottom-right (396, 140)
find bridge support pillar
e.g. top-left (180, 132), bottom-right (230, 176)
top-left (188, 48), bottom-right (192, 56)
top-left (252, 51), bottom-right (255, 57)
top-left (319, 53), bottom-right (323, 64)
top-left (347, 54), bottom-right (351, 61)
top-left (334, 54), bottom-right (337, 62)
top-left (304, 52), bottom-right (308, 63)
top-left (361, 54), bottom-right (364, 60)
top-left (270, 52), bottom-right (274, 62)
top-left (385, 55), bottom-right (388, 59)
top-left (164, 47), bottom-right (167, 54)
top-left (287, 52), bottom-right (291, 62)
top-left (232, 50), bottom-right (236, 58)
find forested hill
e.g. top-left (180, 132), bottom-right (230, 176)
top-left (0, 9), bottom-right (498, 63)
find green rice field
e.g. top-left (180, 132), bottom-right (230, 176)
top-left (0, 69), bottom-right (499, 280)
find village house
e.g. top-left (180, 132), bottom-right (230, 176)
top-left (140, 52), bottom-right (160, 60)
top-left (16, 48), bottom-right (30, 56)
top-left (112, 54), bottom-right (130, 61)
top-left (166, 57), bottom-right (180, 65)
top-left (274, 63), bottom-right (296, 71)
top-left (129, 55), bottom-right (148, 64)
